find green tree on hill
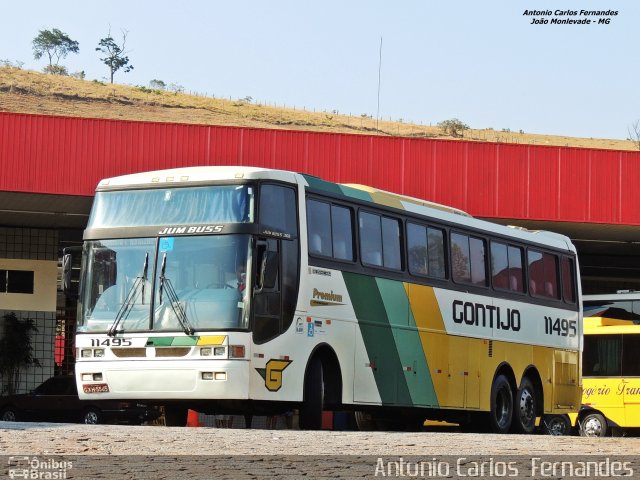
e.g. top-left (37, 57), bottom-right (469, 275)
top-left (438, 118), bottom-right (470, 138)
top-left (96, 29), bottom-right (134, 84)
top-left (32, 28), bottom-right (79, 74)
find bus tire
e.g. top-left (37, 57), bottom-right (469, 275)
top-left (164, 405), bottom-right (188, 427)
top-left (299, 357), bottom-right (324, 430)
top-left (514, 377), bottom-right (537, 434)
top-left (489, 374), bottom-right (513, 434)
top-left (354, 411), bottom-right (376, 431)
top-left (541, 414), bottom-right (571, 436)
top-left (580, 412), bottom-right (608, 437)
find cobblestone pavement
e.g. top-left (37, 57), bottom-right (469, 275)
top-left (0, 423), bottom-right (638, 479)
top-left (1, 421), bottom-right (639, 455)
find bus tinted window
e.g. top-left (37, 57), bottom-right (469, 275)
top-left (491, 242), bottom-right (524, 293)
top-left (428, 228), bottom-right (446, 279)
top-left (307, 199), bottom-right (355, 261)
top-left (407, 223), bottom-right (428, 275)
top-left (359, 212), bottom-right (401, 269)
top-left (561, 257), bottom-right (576, 303)
top-left (528, 250), bottom-right (559, 299)
top-left (331, 205), bottom-right (354, 261)
top-left (381, 217), bottom-right (401, 270)
top-left (407, 223), bottom-right (446, 279)
top-left (622, 335), bottom-right (640, 376)
top-left (508, 246), bottom-right (525, 292)
top-left (260, 185), bottom-right (297, 235)
top-left (360, 212), bottom-right (383, 266)
top-left (452, 232), bottom-right (487, 286)
top-left (491, 242), bottom-right (509, 289)
top-left (307, 200), bottom-right (332, 257)
top-left (583, 334), bottom-right (622, 377)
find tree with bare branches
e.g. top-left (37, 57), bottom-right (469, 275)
top-left (628, 120), bottom-right (640, 151)
top-left (96, 29), bottom-right (134, 84)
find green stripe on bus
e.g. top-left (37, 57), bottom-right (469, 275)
top-left (146, 336), bottom-right (199, 347)
top-left (171, 336), bottom-right (199, 346)
top-left (303, 174), bottom-right (373, 203)
top-left (146, 337), bottom-right (174, 347)
top-left (302, 175), bottom-right (344, 195)
top-left (376, 278), bottom-right (439, 407)
top-left (343, 272), bottom-right (411, 406)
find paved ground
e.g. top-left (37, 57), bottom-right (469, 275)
top-left (1, 422), bottom-right (639, 456)
top-left (1, 423), bottom-right (638, 478)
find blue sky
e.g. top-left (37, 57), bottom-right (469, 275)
top-left (1, 0), bottom-right (636, 139)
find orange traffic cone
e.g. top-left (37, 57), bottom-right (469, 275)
top-left (186, 409), bottom-right (201, 427)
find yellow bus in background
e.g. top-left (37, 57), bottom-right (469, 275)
top-left (570, 292), bottom-right (640, 436)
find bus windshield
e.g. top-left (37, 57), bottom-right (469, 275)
top-left (88, 184), bottom-right (253, 228)
top-left (77, 235), bottom-right (252, 333)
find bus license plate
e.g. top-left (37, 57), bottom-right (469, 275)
top-left (83, 383), bottom-right (109, 394)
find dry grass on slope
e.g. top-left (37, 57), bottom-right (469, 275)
top-left (0, 67), bottom-right (635, 151)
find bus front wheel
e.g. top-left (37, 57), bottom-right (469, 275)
top-left (299, 357), bottom-right (324, 430)
top-left (489, 374), bottom-right (513, 434)
top-left (580, 412), bottom-right (608, 437)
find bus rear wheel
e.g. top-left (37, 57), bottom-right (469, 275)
top-left (299, 357), bottom-right (324, 430)
top-left (489, 374), bottom-right (513, 434)
top-left (580, 412), bottom-right (608, 437)
top-left (514, 377), bottom-right (537, 434)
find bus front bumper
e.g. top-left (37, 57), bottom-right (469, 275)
top-left (76, 359), bottom-right (250, 401)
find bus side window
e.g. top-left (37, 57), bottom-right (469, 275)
top-left (622, 335), bottom-right (640, 376)
top-left (528, 250), bottom-right (560, 299)
top-left (561, 257), bottom-right (576, 303)
top-left (452, 232), bottom-right (487, 286)
top-left (583, 334), bottom-right (622, 377)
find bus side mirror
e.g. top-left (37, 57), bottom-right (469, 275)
top-left (254, 240), bottom-right (278, 293)
top-left (62, 247), bottom-right (81, 300)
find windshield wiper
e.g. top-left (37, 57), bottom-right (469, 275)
top-left (158, 253), bottom-right (195, 336)
top-left (108, 253), bottom-right (148, 336)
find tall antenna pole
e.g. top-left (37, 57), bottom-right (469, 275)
top-left (376, 36), bottom-right (383, 133)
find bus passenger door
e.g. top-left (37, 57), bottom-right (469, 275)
top-left (252, 238), bottom-right (281, 344)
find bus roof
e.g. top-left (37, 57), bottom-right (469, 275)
top-left (96, 166), bottom-right (300, 190)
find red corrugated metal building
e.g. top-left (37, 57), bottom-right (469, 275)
top-left (2, 111), bottom-right (640, 226)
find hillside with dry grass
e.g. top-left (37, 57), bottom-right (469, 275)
top-left (0, 67), bottom-right (635, 151)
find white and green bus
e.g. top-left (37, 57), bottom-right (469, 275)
top-left (73, 166), bottom-right (582, 432)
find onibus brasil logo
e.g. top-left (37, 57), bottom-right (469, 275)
top-left (7, 456), bottom-right (72, 479)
